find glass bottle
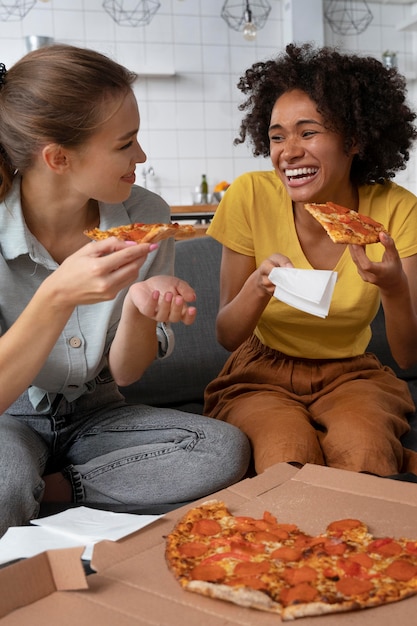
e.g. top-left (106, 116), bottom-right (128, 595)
top-left (200, 174), bottom-right (208, 204)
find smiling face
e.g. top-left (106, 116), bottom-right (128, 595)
top-left (67, 90), bottom-right (147, 204)
top-left (268, 89), bottom-right (358, 207)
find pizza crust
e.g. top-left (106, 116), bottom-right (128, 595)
top-left (187, 580), bottom-right (282, 613)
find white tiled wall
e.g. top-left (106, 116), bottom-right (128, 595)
top-left (0, 0), bottom-right (416, 203)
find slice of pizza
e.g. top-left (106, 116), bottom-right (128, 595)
top-left (84, 222), bottom-right (196, 243)
top-left (304, 201), bottom-right (388, 244)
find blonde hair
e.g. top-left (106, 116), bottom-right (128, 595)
top-left (0, 44), bottom-right (137, 200)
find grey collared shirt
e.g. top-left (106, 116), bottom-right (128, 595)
top-left (0, 178), bottom-right (174, 412)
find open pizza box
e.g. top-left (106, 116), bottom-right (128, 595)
top-left (0, 462), bottom-right (417, 625)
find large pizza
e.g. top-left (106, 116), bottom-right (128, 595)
top-left (165, 500), bottom-right (417, 621)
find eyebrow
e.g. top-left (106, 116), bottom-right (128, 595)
top-left (268, 119), bottom-right (322, 132)
top-left (117, 129), bottom-right (138, 141)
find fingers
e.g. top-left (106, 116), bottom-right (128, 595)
top-left (141, 290), bottom-right (197, 325)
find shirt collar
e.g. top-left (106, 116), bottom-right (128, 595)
top-left (0, 176), bottom-right (132, 265)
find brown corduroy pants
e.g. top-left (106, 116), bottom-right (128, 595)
top-left (204, 335), bottom-right (417, 477)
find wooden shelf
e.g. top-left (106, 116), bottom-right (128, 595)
top-left (171, 204), bottom-right (215, 214)
top-left (136, 70), bottom-right (176, 78)
top-left (171, 204), bottom-right (216, 226)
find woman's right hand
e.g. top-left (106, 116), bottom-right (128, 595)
top-left (216, 247), bottom-right (294, 351)
top-left (47, 237), bottom-right (154, 309)
top-left (255, 253), bottom-right (295, 297)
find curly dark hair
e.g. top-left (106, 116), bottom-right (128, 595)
top-left (235, 43), bottom-right (417, 186)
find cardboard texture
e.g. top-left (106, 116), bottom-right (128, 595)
top-left (1, 463), bottom-right (417, 625)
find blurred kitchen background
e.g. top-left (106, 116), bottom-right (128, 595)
top-left (0, 0), bottom-right (416, 205)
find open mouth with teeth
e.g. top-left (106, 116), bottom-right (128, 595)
top-left (285, 167), bottom-right (318, 180)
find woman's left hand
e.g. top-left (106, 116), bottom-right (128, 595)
top-left (348, 232), bottom-right (406, 293)
top-left (128, 276), bottom-right (197, 325)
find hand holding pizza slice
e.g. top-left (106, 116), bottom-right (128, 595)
top-left (304, 202), bottom-right (389, 245)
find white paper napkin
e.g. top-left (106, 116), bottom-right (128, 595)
top-left (0, 506), bottom-right (161, 564)
top-left (269, 268), bottom-right (337, 318)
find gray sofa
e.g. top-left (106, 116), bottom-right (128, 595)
top-left (39, 236), bottom-right (417, 519)
top-left (121, 235), bottom-right (417, 455)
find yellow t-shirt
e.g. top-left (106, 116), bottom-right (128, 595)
top-left (207, 171), bottom-right (417, 359)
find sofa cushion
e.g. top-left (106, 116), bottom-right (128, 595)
top-left (120, 237), bottom-right (230, 407)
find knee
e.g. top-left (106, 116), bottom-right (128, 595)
top-left (206, 421), bottom-right (252, 483)
top-left (323, 437), bottom-right (402, 476)
top-left (0, 471), bottom-right (43, 537)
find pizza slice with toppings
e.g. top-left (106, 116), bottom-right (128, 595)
top-left (84, 222), bottom-right (196, 243)
top-left (304, 202), bottom-right (388, 244)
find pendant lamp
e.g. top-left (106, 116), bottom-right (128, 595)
top-left (0, 0), bottom-right (36, 20)
top-left (221, 0), bottom-right (271, 41)
top-left (324, 0), bottom-right (373, 36)
top-left (103, 0), bottom-right (161, 27)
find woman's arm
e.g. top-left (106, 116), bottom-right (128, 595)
top-left (0, 238), bottom-right (150, 413)
top-left (108, 275), bottom-right (197, 387)
top-left (216, 246), bottom-right (294, 351)
top-left (380, 252), bottom-right (417, 369)
top-left (350, 233), bottom-right (417, 369)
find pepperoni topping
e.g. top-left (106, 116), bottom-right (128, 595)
top-left (338, 559), bottom-right (361, 577)
top-left (227, 576), bottom-right (268, 591)
top-left (385, 559), bottom-right (417, 582)
top-left (406, 541), bottom-right (417, 554)
top-left (283, 565), bottom-right (317, 585)
top-left (191, 519), bottom-right (222, 536)
top-left (271, 546), bottom-right (303, 562)
top-left (179, 542), bottom-right (209, 558)
top-left (190, 562), bottom-right (226, 582)
top-left (335, 576), bottom-right (374, 597)
top-left (367, 538), bottom-right (403, 557)
top-left (280, 582), bottom-right (318, 606)
top-left (327, 519), bottom-right (364, 534)
top-left (327, 202), bottom-right (350, 215)
top-left (323, 539), bottom-right (348, 556)
top-left (345, 552), bottom-right (374, 570)
top-left (233, 560), bottom-right (271, 577)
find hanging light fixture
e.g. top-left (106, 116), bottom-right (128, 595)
top-left (324, 0), bottom-right (373, 36)
top-left (0, 0), bottom-right (36, 21)
top-left (102, 0), bottom-right (161, 27)
top-left (221, 0), bottom-right (271, 41)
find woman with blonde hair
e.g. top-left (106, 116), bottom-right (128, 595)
top-left (0, 45), bottom-right (250, 536)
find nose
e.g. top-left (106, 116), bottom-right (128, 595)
top-left (135, 139), bottom-right (147, 164)
top-left (281, 136), bottom-right (304, 162)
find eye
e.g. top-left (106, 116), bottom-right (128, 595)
top-left (120, 140), bottom-right (134, 150)
top-left (302, 130), bottom-right (318, 138)
top-left (269, 133), bottom-right (284, 143)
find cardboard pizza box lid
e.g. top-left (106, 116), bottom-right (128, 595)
top-left (1, 463), bottom-right (417, 625)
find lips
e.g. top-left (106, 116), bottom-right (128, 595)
top-left (122, 171), bottom-right (136, 184)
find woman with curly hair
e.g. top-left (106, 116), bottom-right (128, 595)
top-left (204, 43), bottom-right (417, 477)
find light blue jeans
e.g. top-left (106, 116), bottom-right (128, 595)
top-left (0, 370), bottom-right (250, 536)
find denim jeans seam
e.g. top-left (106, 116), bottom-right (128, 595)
top-left (62, 464), bottom-right (84, 503)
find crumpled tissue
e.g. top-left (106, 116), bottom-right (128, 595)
top-left (269, 267), bottom-right (337, 318)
